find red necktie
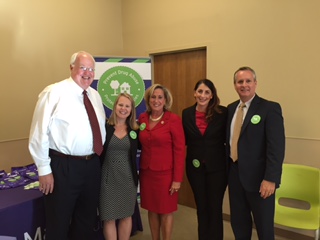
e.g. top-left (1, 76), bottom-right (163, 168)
top-left (83, 90), bottom-right (103, 156)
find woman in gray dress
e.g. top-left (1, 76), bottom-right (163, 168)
top-left (99, 93), bottom-right (139, 240)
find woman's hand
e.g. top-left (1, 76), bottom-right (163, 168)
top-left (169, 181), bottom-right (181, 195)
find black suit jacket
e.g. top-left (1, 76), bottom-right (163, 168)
top-left (226, 95), bottom-right (285, 192)
top-left (100, 123), bottom-right (139, 186)
top-left (182, 104), bottom-right (228, 173)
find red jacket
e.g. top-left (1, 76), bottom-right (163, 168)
top-left (138, 111), bottom-right (185, 182)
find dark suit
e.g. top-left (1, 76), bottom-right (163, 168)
top-left (100, 123), bottom-right (139, 186)
top-left (226, 95), bottom-right (285, 240)
top-left (182, 104), bottom-right (228, 240)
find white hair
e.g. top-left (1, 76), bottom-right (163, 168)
top-left (70, 51), bottom-right (95, 67)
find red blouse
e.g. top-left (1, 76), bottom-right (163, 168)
top-left (196, 110), bottom-right (208, 135)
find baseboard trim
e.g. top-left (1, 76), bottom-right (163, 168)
top-left (222, 213), bottom-right (314, 240)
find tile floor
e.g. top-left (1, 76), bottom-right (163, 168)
top-left (130, 205), bottom-right (293, 240)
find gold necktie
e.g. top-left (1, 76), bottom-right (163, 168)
top-left (231, 103), bottom-right (246, 162)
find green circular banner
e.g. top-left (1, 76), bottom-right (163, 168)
top-left (97, 66), bottom-right (145, 110)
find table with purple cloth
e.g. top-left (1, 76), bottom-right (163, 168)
top-left (0, 186), bottom-right (45, 240)
top-left (0, 186), bottom-right (143, 240)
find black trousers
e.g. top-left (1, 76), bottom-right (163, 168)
top-left (45, 152), bottom-right (101, 240)
top-left (187, 165), bottom-right (227, 240)
top-left (228, 161), bottom-right (275, 240)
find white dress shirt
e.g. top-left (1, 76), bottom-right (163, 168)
top-left (29, 77), bottom-right (106, 176)
top-left (229, 96), bottom-right (254, 151)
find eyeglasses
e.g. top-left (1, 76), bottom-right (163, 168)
top-left (79, 66), bottom-right (95, 72)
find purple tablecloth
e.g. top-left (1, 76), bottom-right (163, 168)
top-left (0, 186), bottom-right (45, 240)
top-left (0, 186), bottom-right (143, 240)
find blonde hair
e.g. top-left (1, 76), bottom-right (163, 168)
top-left (108, 93), bottom-right (139, 130)
top-left (144, 84), bottom-right (173, 113)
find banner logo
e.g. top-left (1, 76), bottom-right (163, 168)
top-left (97, 66), bottom-right (145, 110)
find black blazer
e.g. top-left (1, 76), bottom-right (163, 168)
top-left (100, 123), bottom-right (139, 186)
top-left (226, 95), bottom-right (285, 192)
top-left (182, 104), bottom-right (228, 173)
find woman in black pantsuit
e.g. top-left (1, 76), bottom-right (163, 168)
top-left (182, 79), bottom-right (227, 240)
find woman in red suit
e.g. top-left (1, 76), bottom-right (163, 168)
top-left (182, 79), bottom-right (227, 240)
top-left (138, 84), bottom-right (185, 240)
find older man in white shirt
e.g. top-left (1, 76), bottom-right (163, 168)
top-left (29, 51), bottom-right (106, 240)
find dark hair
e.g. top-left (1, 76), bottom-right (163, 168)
top-left (194, 79), bottom-right (221, 122)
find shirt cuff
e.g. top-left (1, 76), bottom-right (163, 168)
top-left (37, 165), bottom-right (52, 176)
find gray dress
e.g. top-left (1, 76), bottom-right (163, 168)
top-left (99, 134), bottom-right (137, 221)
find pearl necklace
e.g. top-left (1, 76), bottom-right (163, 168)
top-left (149, 112), bottom-right (164, 122)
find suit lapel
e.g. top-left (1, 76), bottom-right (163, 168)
top-left (205, 109), bottom-right (218, 137)
top-left (105, 124), bottom-right (115, 147)
top-left (190, 105), bottom-right (204, 136)
top-left (241, 95), bottom-right (260, 134)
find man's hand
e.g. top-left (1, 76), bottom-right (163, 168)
top-left (39, 173), bottom-right (54, 195)
top-left (259, 180), bottom-right (275, 199)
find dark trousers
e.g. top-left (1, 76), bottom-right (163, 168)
top-left (187, 165), bottom-right (227, 240)
top-left (228, 161), bottom-right (275, 240)
top-left (45, 152), bottom-right (101, 240)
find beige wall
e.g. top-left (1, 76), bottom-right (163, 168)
top-left (0, 0), bottom-right (123, 171)
top-left (121, 0), bottom-right (320, 141)
top-left (121, 0), bottom-right (320, 164)
top-left (0, 0), bottom-right (123, 142)
top-left (121, 1), bottom-right (320, 237)
top-left (1, 0), bottom-right (319, 237)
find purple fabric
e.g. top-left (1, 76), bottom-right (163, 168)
top-left (0, 186), bottom-right (45, 240)
top-left (0, 186), bottom-right (43, 210)
top-left (0, 187), bottom-right (142, 239)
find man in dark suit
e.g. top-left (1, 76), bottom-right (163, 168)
top-left (226, 66), bottom-right (285, 240)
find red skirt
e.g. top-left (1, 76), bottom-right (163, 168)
top-left (140, 168), bottom-right (179, 214)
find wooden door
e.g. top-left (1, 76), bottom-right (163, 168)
top-left (153, 48), bottom-right (206, 208)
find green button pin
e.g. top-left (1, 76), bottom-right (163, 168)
top-left (130, 130), bottom-right (137, 139)
top-left (192, 159), bottom-right (200, 168)
top-left (140, 123), bottom-right (146, 131)
top-left (251, 115), bottom-right (261, 124)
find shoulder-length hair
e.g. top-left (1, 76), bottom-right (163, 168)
top-left (108, 93), bottom-right (139, 130)
top-left (194, 79), bottom-right (221, 122)
top-left (144, 84), bottom-right (173, 114)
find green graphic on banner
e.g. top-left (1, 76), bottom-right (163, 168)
top-left (97, 66), bottom-right (145, 110)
